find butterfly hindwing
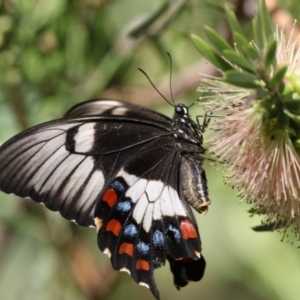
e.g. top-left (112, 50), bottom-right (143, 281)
top-left (95, 144), bottom-right (203, 299)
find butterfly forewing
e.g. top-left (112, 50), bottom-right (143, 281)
top-left (66, 118), bottom-right (171, 155)
top-left (0, 99), bottom-right (209, 300)
top-left (65, 99), bottom-right (171, 123)
top-left (0, 116), bottom-right (171, 226)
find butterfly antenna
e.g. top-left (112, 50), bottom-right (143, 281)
top-left (166, 52), bottom-right (176, 106)
top-left (138, 68), bottom-right (175, 107)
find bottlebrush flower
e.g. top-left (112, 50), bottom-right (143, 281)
top-left (193, 2), bottom-right (300, 240)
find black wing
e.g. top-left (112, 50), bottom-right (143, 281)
top-left (65, 99), bottom-right (171, 123)
top-left (0, 116), bottom-right (170, 227)
top-left (0, 100), bottom-right (205, 299)
top-left (94, 139), bottom-right (204, 299)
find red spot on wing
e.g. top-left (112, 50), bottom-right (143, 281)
top-left (180, 219), bottom-right (198, 240)
top-left (136, 259), bottom-right (150, 271)
top-left (119, 242), bottom-right (134, 257)
top-left (106, 219), bottom-right (122, 236)
top-left (102, 188), bottom-right (118, 207)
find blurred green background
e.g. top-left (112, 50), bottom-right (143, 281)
top-left (1, 0), bottom-right (300, 300)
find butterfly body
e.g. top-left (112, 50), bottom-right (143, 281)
top-left (0, 100), bottom-right (210, 299)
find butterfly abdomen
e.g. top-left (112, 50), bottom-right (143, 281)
top-left (180, 155), bottom-right (211, 215)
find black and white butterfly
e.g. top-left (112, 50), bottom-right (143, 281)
top-left (0, 99), bottom-right (211, 299)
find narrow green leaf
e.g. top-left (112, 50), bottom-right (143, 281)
top-left (270, 65), bottom-right (287, 86)
top-left (278, 111), bottom-right (289, 127)
top-left (259, 0), bottom-right (274, 42)
top-left (253, 0), bottom-right (274, 49)
top-left (283, 108), bottom-right (300, 123)
top-left (191, 34), bottom-right (233, 71)
top-left (234, 32), bottom-right (261, 60)
top-left (224, 70), bottom-right (261, 88)
top-left (223, 49), bottom-right (256, 73)
top-left (252, 13), bottom-right (264, 49)
top-left (224, 4), bottom-right (244, 37)
top-left (204, 26), bottom-right (233, 52)
top-left (265, 39), bottom-right (277, 69)
top-left (285, 99), bottom-right (300, 111)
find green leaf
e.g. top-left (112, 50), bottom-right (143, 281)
top-left (285, 99), bottom-right (300, 111)
top-left (283, 108), bottom-right (300, 124)
top-left (223, 49), bottom-right (256, 73)
top-left (278, 111), bottom-right (290, 127)
top-left (265, 39), bottom-right (277, 69)
top-left (270, 65), bottom-right (287, 86)
top-left (224, 70), bottom-right (261, 88)
top-left (253, 0), bottom-right (274, 49)
top-left (252, 13), bottom-right (264, 49)
top-left (259, 0), bottom-right (274, 42)
top-left (191, 34), bottom-right (233, 72)
top-left (204, 26), bottom-right (232, 52)
top-left (233, 32), bottom-right (261, 60)
top-left (224, 4), bottom-right (244, 37)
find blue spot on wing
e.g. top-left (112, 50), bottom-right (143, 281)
top-left (110, 179), bottom-right (126, 193)
top-left (137, 241), bottom-right (150, 255)
top-left (115, 200), bottom-right (132, 214)
top-left (123, 224), bottom-right (138, 239)
top-left (153, 230), bottom-right (164, 249)
top-left (168, 225), bottom-right (181, 243)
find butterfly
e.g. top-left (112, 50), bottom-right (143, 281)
top-left (0, 99), bottom-right (211, 299)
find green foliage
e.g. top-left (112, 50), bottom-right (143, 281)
top-left (224, 3), bottom-right (244, 38)
top-left (0, 0), bottom-right (129, 122)
top-left (191, 33), bottom-right (232, 72)
top-left (224, 70), bottom-right (261, 88)
top-left (264, 39), bottom-right (277, 69)
top-left (193, 0), bottom-right (278, 90)
top-left (252, 0), bottom-right (274, 49)
top-left (193, 0), bottom-right (300, 143)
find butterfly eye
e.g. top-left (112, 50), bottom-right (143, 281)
top-left (175, 104), bottom-right (188, 116)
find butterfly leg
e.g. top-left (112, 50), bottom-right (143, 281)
top-left (196, 110), bottom-right (213, 133)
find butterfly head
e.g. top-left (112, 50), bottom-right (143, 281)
top-left (174, 104), bottom-right (189, 117)
top-left (172, 103), bottom-right (205, 150)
